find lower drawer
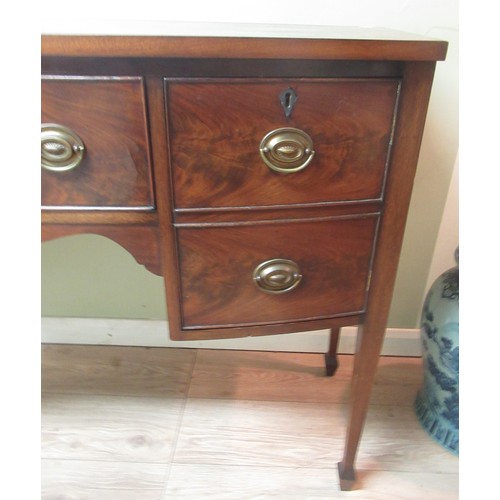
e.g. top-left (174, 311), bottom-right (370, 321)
top-left (176, 215), bottom-right (378, 329)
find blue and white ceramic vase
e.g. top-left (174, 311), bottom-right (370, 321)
top-left (414, 248), bottom-right (459, 454)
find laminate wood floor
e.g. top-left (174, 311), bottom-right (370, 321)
top-left (41, 345), bottom-right (458, 499)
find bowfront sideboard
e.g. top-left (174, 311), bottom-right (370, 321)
top-left (41, 24), bottom-right (447, 489)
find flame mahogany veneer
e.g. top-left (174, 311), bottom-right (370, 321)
top-left (41, 28), bottom-right (447, 490)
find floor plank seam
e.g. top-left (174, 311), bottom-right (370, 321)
top-left (160, 348), bottom-right (200, 496)
top-left (168, 461), bottom-right (340, 470)
top-left (41, 457), bottom-right (172, 466)
top-left (41, 390), bottom-right (190, 400)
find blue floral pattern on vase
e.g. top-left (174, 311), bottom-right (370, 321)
top-left (414, 251), bottom-right (459, 454)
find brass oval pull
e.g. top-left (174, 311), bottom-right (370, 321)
top-left (253, 259), bottom-right (302, 294)
top-left (41, 123), bottom-right (85, 172)
top-left (259, 127), bottom-right (315, 174)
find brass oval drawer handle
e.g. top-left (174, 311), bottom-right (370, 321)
top-left (253, 258), bottom-right (302, 294)
top-left (259, 127), bottom-right (315, 174)
top-left (41, 123), bottom-right (85, 172)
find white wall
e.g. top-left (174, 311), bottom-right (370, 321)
top-left (45, 0), bottom-right (457, 30)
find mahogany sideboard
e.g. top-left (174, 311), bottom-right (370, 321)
top-left (41, 25), bottom-right (447, 490)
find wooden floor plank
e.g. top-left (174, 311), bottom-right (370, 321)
top-left (173, 399), bottom-right (346, 468)
top-left (41, 459), bottom-right (168, 500)
top-left (164, 464), bottom-right (341, 499)
top-left (188, 350), bottom-right (422, 406)
top-left (354, 405), bottom-right (458, 474)
top-left (42, 394), bottom-right (184, 463)
top-left (163, 464), bottom-right (458, 499)
top-left (41, 345), bottom-right (458, 498)
top-left (41, 344), bottom-right (196, 397)
top-left (173, 398), bottom-right (458, 473)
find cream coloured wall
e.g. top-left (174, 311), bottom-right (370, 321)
top-left (41, 0), bottom-right (459, 329)
top-left (425, 153), bottom-right (459, 292)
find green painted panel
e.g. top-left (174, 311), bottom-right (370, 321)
top-left (41, 234), bottom-right (166, 320)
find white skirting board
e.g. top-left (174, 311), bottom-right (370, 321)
top-left (41, 317), bottom-right (422, 357)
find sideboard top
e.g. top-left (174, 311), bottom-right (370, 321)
top-left (41, 21), bottom-right (447, 61)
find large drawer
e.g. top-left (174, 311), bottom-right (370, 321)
top-left (176, 214), bottom-right (378, 329)
top-left (167, 79), bottom-right (400, 210)
top-left (41, 77), bottom-right (154, 209)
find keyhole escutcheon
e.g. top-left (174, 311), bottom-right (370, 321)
top-left (280, 88), bottom-right (298, 119)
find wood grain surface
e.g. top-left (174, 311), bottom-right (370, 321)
top-left (42, 77), bottom-right (154, 208)
top-left (41, 345), bottom-right (458, 499)
top-left (41, 35), bottom-right (449, 494)
top-left (177, 215), bottom-right (378, 328)
top-left (41, 33), bottom-right (448, 61)
top-left (168, 79), bottom-right (399, 209)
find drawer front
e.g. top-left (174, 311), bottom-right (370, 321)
top-left (41, 77), bottom-right (154, 209)
top-left (177, 215), bottom-right (378, 329)
top-left (168, 79), bottom-right (399, 210)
